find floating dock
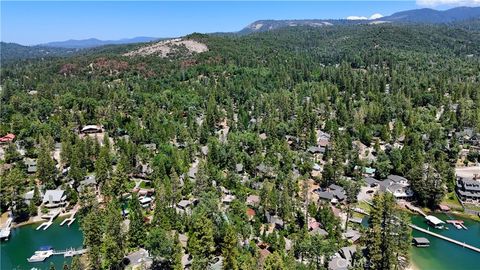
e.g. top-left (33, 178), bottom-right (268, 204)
top-left (446, 220), bottom-right (468, 230)
top-left (28, 247), bottom-right (87, 263)
top-left (60, 211), bottom-right (77, 227)
top-left (410, 224), bottom-right (480, 253)
top-left (36, 211), bottom-right (60, 231)
top-left (0, 217), bottom-right (13, 240)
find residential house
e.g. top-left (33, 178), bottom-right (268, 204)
top-left (25, 158), bottom-right (37, 174)
top-left (42, 190), bottom-right (66, 208)
top-left (139, 196), bottom-right (153, 209)
top-left (265, 212), bottom-right (284, 230)
top-left (235, 163), bottom-right (244, 173)
top-left (124, 248), bottom-right (152, 269)
top-left (78, 175), bottom-right (97, 192)
top-left (364, 177), bottom-right (380, 188)
top-left (246, 208), bottom-right (256, 221)
top-left (328, 256), bottom-right (349, 270)
top-left (387, 175), bottom-right (409, 186)
top-left (343, 229), bottom-right (361, 243)
top-left (246, 195), bottom-right (260, 206)
top-left (176, 200), bottom-right (193, 215)
top-left (456, 177), bottom-right (480, 203)
top-left (0, 133), bottom-right (15, 144)
top-left (379, 175), bottom-right (413, 200)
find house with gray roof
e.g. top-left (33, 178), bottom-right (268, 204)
top-left (42, 190), bottom-right (66, 208)
top-left (235, 163), bottom-right (244, 173)
top-left (387, 174), bottom-right (409, 186)
top-left (379, 176), bottom-right (413, 200)
top-left (456, 177), bottom-right (480, 203)
top-left (328, 256), bottom-right (348, 270)
top-left (364, 177), bottom-right (380, 187)
top-left (25, 158), bottom-right (37, 174)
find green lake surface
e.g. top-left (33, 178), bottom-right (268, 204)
top-left (2, 212), bottom-right (479, 270)
top-left (410, 213), bottom-right (480, 270)
top-left (1, 218), bottom-right (84, 270)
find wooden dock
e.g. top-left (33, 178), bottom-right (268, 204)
top-left (0, 217), bottom-right (13, 240)
top-left (410, 224), bottom-right (480, 253)
top-left (36, 211), bottom-right (60, 230)
top-left (60, 213), bottom-right (76, 227)
top-left (446, 220), bottom-right (468, 230)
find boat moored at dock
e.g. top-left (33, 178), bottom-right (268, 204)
top-left (27, 246), bottom-right (53, 262)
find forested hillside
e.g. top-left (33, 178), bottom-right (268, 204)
top-left (1, 22), bottom-right (479, 269)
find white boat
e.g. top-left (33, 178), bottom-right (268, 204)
top-left (27, 247), bottom-right (54, 263)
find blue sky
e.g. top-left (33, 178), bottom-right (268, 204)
top-left (0, 1), bottom-right (471, 45)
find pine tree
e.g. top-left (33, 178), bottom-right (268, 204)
top-left (366, 193), bottom-right (409, 270)
top-left (95, 147), bottom-right (109, 187)
top-left (81, 207), bottom-right (103, 270)
top-left (173, 232), bottom-right (183, 270)
top-left (37, 139), bottom-right (57, 188)
top-left (263, 251), bottom-right (284, 270)
top-left (32, 185), bottom-right (41, 206)
top-left (128, 193), bottom-right (146, 248)
top-left (222, 225), bottom-right (239, 270)
top-left (188, 215), bottom-right (215, 265)
top-left (69, 144), bottom-right (85, 185)
top-left (101, 200), bottom-right (124, 269)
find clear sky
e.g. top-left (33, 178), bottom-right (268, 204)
top-left (0, 1), bottom-right (473, 45)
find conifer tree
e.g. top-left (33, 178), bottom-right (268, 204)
top-left (128, 193), bottom-right (146, 248)
top-left (222, 225), bottom-right (239, 270)
top-left (37, 139), bottom-right (56, 188)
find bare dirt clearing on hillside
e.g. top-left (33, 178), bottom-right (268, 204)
top-left (124, 38), bottom-right (208, 57)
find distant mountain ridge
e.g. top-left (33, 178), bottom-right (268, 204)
top-left (379, 6), bottom-right (480, 23)
top-left (40, 36), bottom-right (160, 49)
top-left (0, 42), bottom-right (78, 62)
top-left (240, 6), bottom-right (480, 34)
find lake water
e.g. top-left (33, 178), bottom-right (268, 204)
top-left (1, 218), bottom-right (84, 270)
top-left (2, 212), bottom-right (479, 269)
top-left (410, 213), bottom-right (480, 270)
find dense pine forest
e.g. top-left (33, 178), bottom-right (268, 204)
top-left (1, 21), bottom-right (480, 270)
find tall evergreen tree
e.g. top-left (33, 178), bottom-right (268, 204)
top-left (37, 139), bottom-right (57, 188)
top-left (128, 193), bottom-right (146, 248)
top-left (222, 225), bottom-right (239, 270)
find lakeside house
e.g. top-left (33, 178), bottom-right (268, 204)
top-left (456, 177), bottom-right (480, 203)
top-left (379, 175), bottom-right (413, 200)
top-left (42, 190), bottom-right (66, 208)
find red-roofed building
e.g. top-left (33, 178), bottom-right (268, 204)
top-left (0, 133), bottom-right (15, 143)
top-left (246, 208), bottom-right (256, 221)
top-left (438, 204), bottom-right (451, 212)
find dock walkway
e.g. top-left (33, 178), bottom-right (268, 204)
top-left (0, 217), bottom-right (13, 240)
top-left (36, 211), bottom-right (60, 230)
top-left (410, 224), bottom-right (480, 253)
top-left (60, 207), bottom-right (78, 227)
